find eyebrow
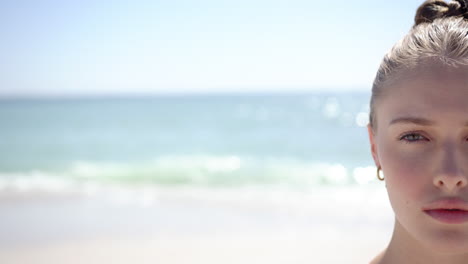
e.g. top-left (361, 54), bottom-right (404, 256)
top-left (389, 117), bottom-right (436, 126)
top-left (390, 117), bottom-right (468, 127)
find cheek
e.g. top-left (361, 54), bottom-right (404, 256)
top-left (379, 143), bottom-right (431, 207)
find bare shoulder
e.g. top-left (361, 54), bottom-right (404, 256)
top-left (369, 249), bottom-right (386, 264)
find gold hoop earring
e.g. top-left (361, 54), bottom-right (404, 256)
top-left (377, 166), bottom-right (384, 181)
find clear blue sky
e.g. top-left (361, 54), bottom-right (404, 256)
top-left (0, 0), bottom-right (423, 97)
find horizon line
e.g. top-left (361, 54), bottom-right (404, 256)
top-left (0, 86), bottom-right (371, 100)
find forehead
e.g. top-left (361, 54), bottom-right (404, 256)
top-left (377, 66), bottom-right (468, 125)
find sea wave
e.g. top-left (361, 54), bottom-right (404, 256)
top-left (0, 155), bottom-right (377, 193)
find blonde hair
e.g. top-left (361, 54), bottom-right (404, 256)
top-left (369, 0), bottom-right (468, 131)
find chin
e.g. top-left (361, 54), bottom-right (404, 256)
top-left (420, 228), bottom-right (468, 255)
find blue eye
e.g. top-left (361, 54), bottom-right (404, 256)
top-left (399, 133), bottom-right (428, 143)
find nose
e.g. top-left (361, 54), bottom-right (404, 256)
top-left (433, 142), bottom-right (468, 192)
top-left (433, 174), bottom-right (467, 191)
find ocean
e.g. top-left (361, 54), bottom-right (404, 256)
top-left (0, 91), bottom-right (394, 264)
top-left (0, 91), bottom-right (377, 192)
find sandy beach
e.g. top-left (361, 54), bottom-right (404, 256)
top-left (0, 184), bottom-right (393, 264)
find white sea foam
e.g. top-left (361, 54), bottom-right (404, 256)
top-left (0, 171), bottom-right (74, 193)
top-left (0, 155), bottom-right (378, 197)
top-left (353, 166), bottom-right (376, 185)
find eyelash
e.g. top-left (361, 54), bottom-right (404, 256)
top-left (398, 132), bottom-right (468, 144)
top-left (398, 132), bottom-right (429, 144)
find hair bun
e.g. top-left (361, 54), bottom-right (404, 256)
top-left (456, 0), bottom-right (468, 13)
top-left (415, 0), bottom-right (468, 26)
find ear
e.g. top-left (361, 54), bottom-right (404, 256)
top-left (367, 124), bottom-right (380, 167)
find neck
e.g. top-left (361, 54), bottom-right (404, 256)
top-left (379, 219), bottom-right (468, 264)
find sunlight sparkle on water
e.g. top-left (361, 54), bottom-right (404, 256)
top-left (355, 112), bottom-right (369, 127)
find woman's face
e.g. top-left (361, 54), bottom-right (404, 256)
top-left (368, 66), bottom-right (468, 253)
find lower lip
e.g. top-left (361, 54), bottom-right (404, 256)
top-left (424, 209), bottom-right (468, 224)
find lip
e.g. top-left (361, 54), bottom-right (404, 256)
top-left (423, 198), bottom-right (468, 224)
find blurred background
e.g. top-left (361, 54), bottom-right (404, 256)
top-left (0, 0), bottom-right (422, 263)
